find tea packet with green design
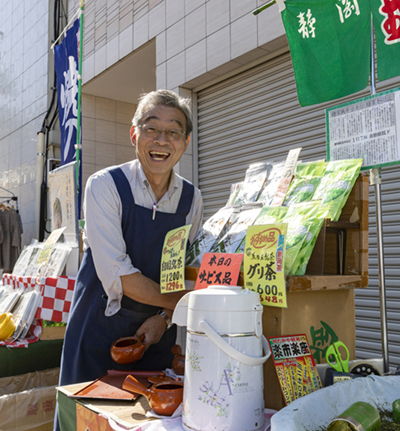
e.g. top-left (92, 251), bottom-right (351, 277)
top-left (236, 205), bottom-right (289, 254)
top-left (291, 204), bottom-right (330, 276)
top-left (312, 158), bottom-right (363, 221)
top-left (282, 201), bottom-right (320, 275)
top-left (283, 159), bottom-right (326, 206)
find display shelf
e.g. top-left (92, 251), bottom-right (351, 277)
top-left (185, 173), bottom-right (369, 292)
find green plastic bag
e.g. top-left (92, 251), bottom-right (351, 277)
top-left (312, 159), bottom-right (363, 221)
top-left (283, 160), bottom-right (326, 206)
top-left (283, 201), bottom-right (320, 275)
top-left (291, 204), bottom-right (330, 276)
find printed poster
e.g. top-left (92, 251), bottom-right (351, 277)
top-left (160, 225), bottom-right (191, 293)
top-left (268, 334), bottom-right (323, 405)
top-left (327, 87), bottom-right (400, 170)
top-left (243, 223), bottom-right (288, 308)
top-left (48, 161), bottom-right (79, 246)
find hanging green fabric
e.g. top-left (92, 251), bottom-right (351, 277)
top-left (281, 0), bottom-right (371, 106)
top-left (371, 0), bottom-right (400, 82)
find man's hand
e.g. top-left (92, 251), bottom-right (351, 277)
top-left (135, 314), bottom-right (167, 351)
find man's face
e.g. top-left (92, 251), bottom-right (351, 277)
top-left (131, 105), bottom-right (190, 184)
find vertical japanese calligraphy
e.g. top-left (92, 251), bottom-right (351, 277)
top-left (281, 0), bottom-right (371, 106)
top-left (160, 225), bottom-right (191, 293)
top-left (244, 224), bottom-right (288, 307)
top-left (372, 0), bottom-right (400, 81)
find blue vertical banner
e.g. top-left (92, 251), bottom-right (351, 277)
top-left (54, 18), bottom-right (82, 217)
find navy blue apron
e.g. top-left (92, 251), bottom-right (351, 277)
top-left (58, 167), bottom-right (194, 386)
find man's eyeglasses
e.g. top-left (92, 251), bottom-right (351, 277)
top-left (138, 125), bottom-right (186, 141)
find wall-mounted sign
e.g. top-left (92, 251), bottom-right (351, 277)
top-left (326, 87), bottom-right (400, 170)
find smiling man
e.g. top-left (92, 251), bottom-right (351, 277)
top-left (57, 90), bottom-right (203, 392)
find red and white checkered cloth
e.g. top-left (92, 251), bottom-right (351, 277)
top-left (35, 276), bottom-right (75, 323)
top-left (0, 274), bottom-right (76, 347)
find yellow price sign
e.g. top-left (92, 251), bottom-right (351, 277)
top-left (160, 224), bottom-right (191, 293)
top-left (243, 223), bottom-right (288, 308)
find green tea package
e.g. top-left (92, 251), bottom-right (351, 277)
top-left (236, 205), bottom-right (289, 253)
top-left (291, 204), bottom-right (330, 276)
top-left (211, 204), bottom-right (262, 254)
top-left (283, 160), bottom-right (326, 206)
top-left (257, 161), bottom-right (286, 205)
top-left (186, 206), bottom-right (236, 266)
top-left (312, 158), bottom-right (363, 221)
top-left (282, 201), bottom-right (320, 275)
top-left (234, 162), bottom-right (273, 204)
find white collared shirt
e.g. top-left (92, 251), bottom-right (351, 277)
top-left (83, 160), bottom-right (203, 316)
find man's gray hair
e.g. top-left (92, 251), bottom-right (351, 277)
top-left (132, 90), bottom-right (193, 136)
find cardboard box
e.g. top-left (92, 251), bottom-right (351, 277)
top-left (0, 369), bottom-right (59, 431)
top-left (40, 325), bottom-right (66, 341)
top-left (262, 288), bottom-right (355, 410)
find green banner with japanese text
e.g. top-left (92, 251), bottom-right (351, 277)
top-left (372, 0), bottom-right (400, 82)
top-left (281, 0), bottom-right (371, 106)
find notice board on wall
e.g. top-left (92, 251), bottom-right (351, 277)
top-left (326, 87), bottom-right (400, 170)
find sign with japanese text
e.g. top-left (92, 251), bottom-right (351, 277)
top-left (160, 225), bottom-right (191, 293)
top-left (54, 17), bottom-right (82, 215)
top-left (194, 252), bottom-right (243, 290)
top-left (327, 87), bottom-right (400, 170)
top-left (268, 334), bottom-right (323, 405)
top-left (372, 0), bottom-right (400, 82)
top-left (243, 224), bottom-right (288, 308)
top-left (281, 0), bottom-right (371, 106)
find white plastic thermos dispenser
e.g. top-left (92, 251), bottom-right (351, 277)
top-left (172, 285), bottom-right (271, 431)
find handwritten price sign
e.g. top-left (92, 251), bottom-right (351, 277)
top-left (243, 223), bottom-right (288, 308)
top-left (160, 225), bottom-right (191, 293)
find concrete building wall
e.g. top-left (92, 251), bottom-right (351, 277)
top-left (80, 94), bottom-right (136, 213)
top-left (0, 0), bottom-right (50, 246)
top-left (72, 0), bottom-right (286, 92)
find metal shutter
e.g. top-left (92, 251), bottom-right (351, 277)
top-left (196, 51), bottom-right (400, 370)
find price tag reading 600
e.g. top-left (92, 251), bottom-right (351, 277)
top-left (243, 223), bottom-right (288, 308)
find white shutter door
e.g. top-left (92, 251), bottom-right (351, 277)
top-left (196, 51), bottom-right (400, 370)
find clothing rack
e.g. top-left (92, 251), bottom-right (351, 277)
top-left (0, 186), bottom-right (19, 212)
top-left (0, 196), bottom-right (19, 212)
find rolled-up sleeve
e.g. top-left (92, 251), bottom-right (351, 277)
top-left (84, 171), bottom-right (140, 316)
